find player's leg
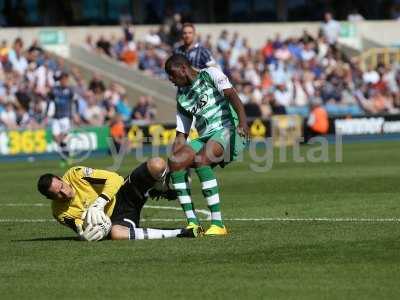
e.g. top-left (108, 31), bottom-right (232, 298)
top-left (168, 144), bottom-right (201, 229)
top-left (126, 157), bottom-right (168, 196)
top-left (110, 223), bottom-right (183, 240)
top-left (193, 139), bottom-right (227, 235)
top-left (110, 159), bottom-right (185, 240)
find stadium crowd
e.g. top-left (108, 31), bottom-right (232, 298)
top-left (0, 37), bottom-right (156, 130)
top-left (86, 13), bottom-right (400, 119)
top-left (2, 13), bottom-right (400, 132)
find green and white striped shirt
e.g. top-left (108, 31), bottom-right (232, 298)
top-left (176, 67), bottom-right (238, 136)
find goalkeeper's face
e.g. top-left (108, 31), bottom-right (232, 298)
top-left (48, 177), bottom-right (75, 201)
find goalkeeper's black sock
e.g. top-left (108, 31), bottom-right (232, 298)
top-left (128, 227), bottom-right (183, 240)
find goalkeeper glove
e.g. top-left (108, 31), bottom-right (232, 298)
top-left (76, 224), bottom-right (104, 241)
top-left (85, 196), bottom-right (109, 225)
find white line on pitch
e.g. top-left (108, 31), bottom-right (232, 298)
top-left (0, 203), bottom-right (49, 207)
top-left (0, 203), bottom-right (212, 219)
top-left (1, 218), bottom-right (400, 223)
top-left (144, 205), bottom-right (211, 219)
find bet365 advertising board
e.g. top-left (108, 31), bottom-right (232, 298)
top-left (0, 126), bottom-right (109, 156)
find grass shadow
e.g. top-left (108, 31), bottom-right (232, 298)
top-left (12, 236), bottom-right (78, 242)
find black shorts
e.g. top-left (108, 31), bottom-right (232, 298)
top-left (110, 162), bottom-right (156, 227)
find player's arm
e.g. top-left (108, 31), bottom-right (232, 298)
top-left (224, 88), bottom-right (249, 138)
top-left (207, 67), bottom-right (249, 137)
top-left (78, 167), bottom-right (124, 225)
top-left (55, 213), bottom-right (89, 240)
top-left (173, 131), bottom-right (188, 154)
top-left (172, 105), bottom-right (193, 154)
top-left (56, 214), bottom-right (105, 241)
top-left (81, 167), bottom-right (124, 202)
top-left (56, 215), bottom-right (80, 233)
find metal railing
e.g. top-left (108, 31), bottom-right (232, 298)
top-left (359, 47), bottom-right (400, 70)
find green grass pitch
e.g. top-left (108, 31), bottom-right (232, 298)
top-left (1, 141), bottom-right (400, 299)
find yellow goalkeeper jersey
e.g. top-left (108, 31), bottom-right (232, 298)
top-left (52, 166), bottom-right (124, 231)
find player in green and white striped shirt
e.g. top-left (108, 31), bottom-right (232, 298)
top-left (165, 54), bottom-right (249, 237)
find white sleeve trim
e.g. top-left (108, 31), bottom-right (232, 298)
top-left (204, 67), bottom-right (232, 94)
top-left (176, 112), bottom-right (193, 134)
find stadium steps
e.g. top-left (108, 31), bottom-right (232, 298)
top-left (65, 45), bottom-right (176, 123)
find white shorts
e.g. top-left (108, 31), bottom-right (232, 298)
top-left (51, 117), bottom-right (71, 136)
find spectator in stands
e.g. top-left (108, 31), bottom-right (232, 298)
top-left (217, 30), bottom-right (230, 54)
top-left (0, 101), bottom-right (17, 129)
top-left (301, 42), bottom-right (316, 61)
top-left (83, 90), bottom-right (105, 126)
top-left (292, 74), bottom-right (309, 106)
top-left (168, 13), bottom-right (183, 46)
top-left (8, 38), bottom-right (28, 75)
top-left (268, 92), bottom-right (287, 115)
top-left (115, 93), bottom-right (132, 121)
top-left (145, 29), bottom-right (162, 47)
top-left (347, 9), bottom-right (365, 22)
top-left (173, 23), bottom-right (215, 69)
top-left (0, 37), bottom-right (152, 134)
top-left (203, 34), bottom-right (213, 50)
top-left (46, 72), bottom-right (79, 159)
top-left (139, 47), bottom-right (164, 77)
top-left (316, 36), bottom-right (329, 60)
top-left (96, 35), bottom-right (112, 56)
top-left (122, 23), bottom-right (135, 42)
top-left (119, 39), bottom-right (138, 66)
top-left (261, 38), bottom-right (274, 63)
top-left (84, 26), bottom-right (400, 120)
top-left (306, 97), bottom-right (329, 141)
top-left (275, 42), bottom-right (292, 62)
top-left (28, 98), bottom-right (47, 129)
top-left (244, 96), bottom-right (262, 119)
top-left (15, 102), bottom-right (30, 128)
top-left (132, 96), bottom-right (153, 123)
top-left (84, 34), bottom-right (95, 52)
top-left (34, 60), bottom-right (54, 96)
top-left (300, 30), bottom-right (315, 44)
top-left (355, 87), bottom-right (398, 114)
top-left (321, 12), bottom-right (341, 45)
top-left (273, 82), bottom-right (292, 107)
top-left (363, 65), bottom-right (380, 84)
top-left (109, 113), bottom-right (127, 154)
top-left (157, 24), bottom-right (170, 45)
top-left (28, 39), bottom-right (43, 54)
top-left (88, 73), bottom-right (106, 95)
top-left (0, 40), bottom-right (9, 61)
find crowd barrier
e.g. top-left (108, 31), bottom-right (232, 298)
top-left (1, 114), bottom-right (400, 160)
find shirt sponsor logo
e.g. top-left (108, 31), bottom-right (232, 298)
top-left (190, 94), bottom-right (208, 114)
top-left (83, 167), bottom-right (93, 177)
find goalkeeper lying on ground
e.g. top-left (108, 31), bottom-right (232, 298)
top-left (37, 157), bottom-right (186, 241)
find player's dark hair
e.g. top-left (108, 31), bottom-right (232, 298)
top-left (165, 54), bottom-right (191, 74)
top-left (37, 173), bottom-right (56, 199)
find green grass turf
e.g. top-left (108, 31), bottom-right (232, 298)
top-left (1, 141), bottom-right (400, 299)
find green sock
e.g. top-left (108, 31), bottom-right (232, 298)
top-left (171, 170), bottom-right (199, 225)
top-left (195, 166), bottom-right (224, 228)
